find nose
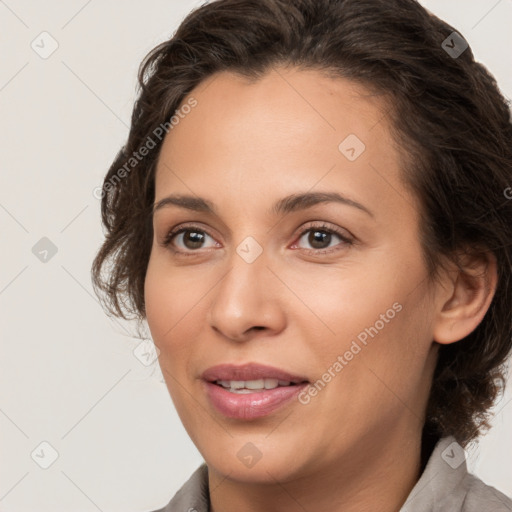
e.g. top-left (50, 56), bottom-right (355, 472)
top-left (207, 246), bottom-right (287, 343)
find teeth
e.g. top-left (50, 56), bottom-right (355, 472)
top-left (265, 379), bottom-right (281, 389)
top-left (245, 379), bottom-right (266, 389)
top-left (216, 378), bottom-right (292, 392)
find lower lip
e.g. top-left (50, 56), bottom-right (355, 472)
top-left (203, 381), bottom-right (308, 420)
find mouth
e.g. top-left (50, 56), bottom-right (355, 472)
top-left (201, 363), bottom-right (310, 420)
top-left (212, 378), bottom-right (307, 393)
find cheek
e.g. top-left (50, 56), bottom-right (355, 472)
top-left (144, 262), bottom-right (170, 346)
top-left (144, 264), bottom-right (197, 413)
top-left (144, 257), bottom-right (210, 371)
top-left (144, 257), bottom-right (188, 352)
top-left (289, 264), bottom-right (400, 347)
top-left (332, 292), bottom-right (433, 418)
top-left (295, 255), bottom-right (432, 386)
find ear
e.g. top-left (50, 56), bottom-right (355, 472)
top-left (433, 250), bottom-right (498, 345)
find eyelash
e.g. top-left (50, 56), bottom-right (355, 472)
top-left (161, 222), bottom-right (354, 257)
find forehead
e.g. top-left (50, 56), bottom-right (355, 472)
top-left (154, 66), bottom-right (411, 219)
top-left (158, 66), bottom-right (393, 156)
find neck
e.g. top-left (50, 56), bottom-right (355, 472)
top-left (208, 424), bottom-right (424, 512)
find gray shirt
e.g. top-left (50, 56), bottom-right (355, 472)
top-left (149, 436), bottom-right (512, 511)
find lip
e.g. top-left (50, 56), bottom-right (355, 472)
top-left (201, 363), bottom-right (310, 420)
top-left (201, 362), bottom-right (309, 383)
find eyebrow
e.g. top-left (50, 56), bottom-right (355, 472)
top-left (152, 191), bottom-right (374, 218)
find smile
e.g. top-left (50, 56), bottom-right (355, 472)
top-left (201, 363), bottom-right (310, 419)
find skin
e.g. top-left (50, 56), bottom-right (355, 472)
top-left (144, 66), bottom-right (497, 512)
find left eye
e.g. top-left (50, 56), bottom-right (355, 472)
top-left (294, 226), bottom-right (352, 252)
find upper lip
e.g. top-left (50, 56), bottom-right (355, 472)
top-left (202, 363), bottom-right (309, 383)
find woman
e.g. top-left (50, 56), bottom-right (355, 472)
top-left (91, 0), bottom-right (512, 510)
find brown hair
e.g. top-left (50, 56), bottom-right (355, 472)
top-left (91, 0), bottom-right (512, 447)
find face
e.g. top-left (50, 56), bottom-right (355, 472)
top-left (144, 66), bottom-right (441, 483)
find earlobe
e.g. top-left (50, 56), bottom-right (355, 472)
top-left (433, 251), bottom-right (498, 345)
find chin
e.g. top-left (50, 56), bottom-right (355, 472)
top-left (198, 434), bottom-right (308, 484)
top-left (209, 455), bottom-right (300, 484)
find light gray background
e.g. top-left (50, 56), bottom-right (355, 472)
top-left (1, 1), bottom-right (511, 511)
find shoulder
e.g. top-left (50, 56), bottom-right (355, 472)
top-left (146, 463), bottom-right (210, 512)
top-left (457, 472), bottom-right (512, 512)
top-left (401, 436), bottom-right (512, 512)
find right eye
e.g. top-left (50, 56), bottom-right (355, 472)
top-left (161, 225), bottom-right (219, 255)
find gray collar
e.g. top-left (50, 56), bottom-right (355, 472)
top-left (400, 436), bottom-right (512, 511)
